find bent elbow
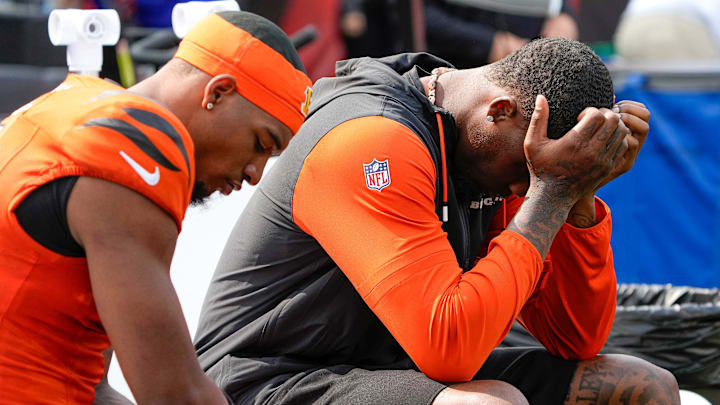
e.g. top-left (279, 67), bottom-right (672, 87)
top-left (571, 346), bottom-right (602, 360)
top-left (413, 350), bottom-right (489, 383)
top-left (418, 362), bottom-right (477, 383)
top-left (553, 339), bottom-right (605, 361)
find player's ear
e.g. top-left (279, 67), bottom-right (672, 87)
top-left (487, 96), bottom-right (518, 122)
top-left (201, 74), bottom-right (236, 109)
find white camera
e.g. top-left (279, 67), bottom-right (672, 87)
top-left (48, 9), bottom-right (121, 76)
top-left (172, 1), bottom-right (240, 39)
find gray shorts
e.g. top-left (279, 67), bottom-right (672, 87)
top-left (233, 347), bottom-right (578, 405)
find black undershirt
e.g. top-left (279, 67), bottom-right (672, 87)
top-left (15, 176), bottom-right (85, 257)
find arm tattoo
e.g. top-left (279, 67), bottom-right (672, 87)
top-left (565, 357), bottom-right (679, 405)
top-left (506, 183), bottom-right (573, 258)
top-left (567, 212), bottom-right (597, 229)
top-left (567, 194), bottom-right (598, 229)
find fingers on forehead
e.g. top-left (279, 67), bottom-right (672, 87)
top-left (607, 115), bottom-right (627, 147)
top-left (625, 132), bottom-right (640, 148)
top-left (619, 112), bottom-right (649, 133)
top-left (615, 101), bottom-right (651, 120)
top-left (615, 99), bottom-right (645, 106)
top-left (616, 117), bottom-right (631, 133)
top-left (602, 108), bottom-right (621, 127)
top-left (574, 108), bottom-right (606, 136)
top-left (573, 108), bottom-right (618, 140)
top-left (615, 136), bottom-right (630, 160)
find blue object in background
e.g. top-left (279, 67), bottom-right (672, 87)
top-left (136, 0), bottom-right (213, 28)
top-left (599, 75), bottom-right (720, 287)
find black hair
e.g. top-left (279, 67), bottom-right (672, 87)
top-left (217, 11), bottom-right (307, 74)
top-left (485, 37), bottom-right (613, 139)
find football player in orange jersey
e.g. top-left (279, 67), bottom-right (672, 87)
top-left (0, 11), bottom-right (311, 405)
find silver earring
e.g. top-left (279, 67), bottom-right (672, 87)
top-left (206, 102), bottom-right (214, 110)
top-left (486, 115), bottom-right (494, 122)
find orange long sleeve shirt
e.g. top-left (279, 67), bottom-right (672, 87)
top-left (293, 116), bottom-right (616, 382)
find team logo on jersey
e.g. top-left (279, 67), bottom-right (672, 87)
top-left (363, 159), bottom-right (391, 191)
top-left (120, 150), bottom-right (160, 186)
top-left (301, 86), bottom-right (312, 117)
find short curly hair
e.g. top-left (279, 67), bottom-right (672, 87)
top-left (485, 37), bottom-right (613, 139)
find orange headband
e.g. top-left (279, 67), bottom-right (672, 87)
top-left (174, 13), bottom-right (312, 133)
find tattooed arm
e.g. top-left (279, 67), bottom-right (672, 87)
top-left (511, 99), bottom-right (650, 359)
top-left (566, 100), bottom-right (650, 229)
top-left (567, 195), bottom-right (598, 228)
top-left (507, 186), bottom-right (574, 257)
top-left (507, 95), bottom-right (629, 258)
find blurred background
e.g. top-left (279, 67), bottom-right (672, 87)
top-left (1, 0), bottom-right (719, 403)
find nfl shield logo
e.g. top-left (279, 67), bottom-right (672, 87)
top-left (363, 159), bottom-right (391, 191)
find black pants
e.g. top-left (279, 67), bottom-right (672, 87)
top-left (235, 347), bottom-right (578, 405)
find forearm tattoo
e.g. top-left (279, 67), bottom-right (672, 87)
top-left (506, 184), bottom-right (573, 258)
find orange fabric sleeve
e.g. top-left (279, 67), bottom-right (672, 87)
top-left (293, 116), bottom-right (544, 382)
top-left (63, 99), bottom-right (194, 230)
top-left (1, 78), bottom-right (193, 232)
top-left (485, 195), bottom-right (616, 359)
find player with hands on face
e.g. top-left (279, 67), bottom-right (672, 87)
top-left (193, 38), bottom-right (677, 405)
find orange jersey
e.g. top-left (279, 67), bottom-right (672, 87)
top-left (293, 116), bottom-right (616, 382)
top-left (0, 75), bottom-right (194, 404)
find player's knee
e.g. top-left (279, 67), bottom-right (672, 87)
top-left (636, 360), bottom-right (680, 405)
top-left (478, 381), bottom-right (528, 405)
top-left (433, 380), bottom-right (529, 405)
top-left (600, 354), bottom-right (680, 405)
top-left (649, 363), bottom-right (680, 404)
